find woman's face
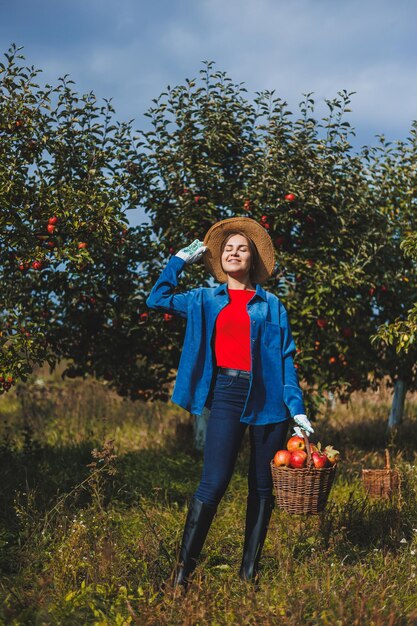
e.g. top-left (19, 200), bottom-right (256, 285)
top-left (221, 234), bottom-right (252, 278)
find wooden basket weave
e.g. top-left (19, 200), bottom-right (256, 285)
top-left (270, 433), bottom-right (337, 515)
top-left (362, 450), bottom-right (401, 499)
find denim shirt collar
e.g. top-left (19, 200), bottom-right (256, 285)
top-left (213, 282), bottom-right (267, 301)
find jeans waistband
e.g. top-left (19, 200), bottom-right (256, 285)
top-left (218, 367), bottom-right (251, 380)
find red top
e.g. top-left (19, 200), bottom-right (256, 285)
top-left (214, 289), bottom-right (254, 371)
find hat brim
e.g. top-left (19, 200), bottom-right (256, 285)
top-left (203, 217), bottom-right (275, 284)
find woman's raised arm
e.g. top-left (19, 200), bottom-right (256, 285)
top-left (146, 240), bottom-right (206, 318)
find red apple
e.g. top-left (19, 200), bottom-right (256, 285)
top-left (32, 261), bottom-right (42, 270)
top-left (243, 200), bottom-right (251, 211)
top-left (163, 313), bottom-right (173, 322)
top-left (329, 356), bottom-right (337, 365)
top-left (316, 318), bottom-right (328, 329)
top-left (287, 435), bottom-right (306, 452)
top-left (273, 449), bottom-right (292, 467)
top-left (77, 242), bottom-right (88, 250)
top-left (312, 451), bottom-right (328, 469)
top-left (47, 224), bottom-right (55, 234)
top-left (261, 215), bottom-right (268, 223)
top-left (48, 216), bottom-right (58, 225)
top-left (289, 450), bottom-right (307, 468)
top-left (140, 312), bottom-right (149, 321)
top-left (284, 193), bottom-right (296, 202)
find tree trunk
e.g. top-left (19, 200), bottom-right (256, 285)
top-left (327, 391), bottom-right (336, 412)
top-left (193, 406), bottom-right (210, 451)
top-left (388, 378), bottom-right (407, 429)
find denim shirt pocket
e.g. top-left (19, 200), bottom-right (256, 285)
top-left (263, 321), bottom-right (281, 349)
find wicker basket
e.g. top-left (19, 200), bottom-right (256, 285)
top-left (270, 433), bottom-right (337, 515)
top-left (362, 450), bottom-right (401, 499)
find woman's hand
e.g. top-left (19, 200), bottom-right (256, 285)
top-left (175, 239), bottom-right (207, 264)
top-left (293, 414), bottom-right (314, 437)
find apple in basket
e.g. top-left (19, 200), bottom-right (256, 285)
top-left (324, 445), bottom-right (340, 466)
top-left (287, 435), bottom-right (306, 452)
top-left (312, 451), bottom-right (329, 469)
top-left (273, 449), bottom-right (292, 467)
top-left (289, 450), bottom-right (307, 468)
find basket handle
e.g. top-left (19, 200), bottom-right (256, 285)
top-left (302, 430), bottom-right (313, 468)
top-left (385, 449), bottom-right (391, 470)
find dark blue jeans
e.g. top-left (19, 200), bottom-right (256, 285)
top-left (194, 371), bottom-right (289, 507)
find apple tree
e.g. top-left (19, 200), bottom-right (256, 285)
top-left (0, 44), bottom-right (179, 399)
top-left (4, 45), bottom-right (415, 432)
top-left (139, 63), bottom-right (388, 418)
top-left (366, 129), bottom-right (417, 426)
top-left (374, 234), bottom-right (417, 353)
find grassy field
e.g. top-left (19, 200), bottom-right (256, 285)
top-left (1, 369), bottom-right (417, 625)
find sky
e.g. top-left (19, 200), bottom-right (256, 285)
top-left (1, 0), bottom-right (417, 222)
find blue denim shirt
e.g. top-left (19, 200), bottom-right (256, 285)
top-left (146, 256), bottom-right (305, 425)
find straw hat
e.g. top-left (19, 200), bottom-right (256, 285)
top-left (203, 217), bottom-right (275, 284)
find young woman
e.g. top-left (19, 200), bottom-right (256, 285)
top-left (146, 217), bottom-right (313, 586)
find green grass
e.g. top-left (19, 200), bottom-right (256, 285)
top-left (1, 372), bottom-right (417, 625)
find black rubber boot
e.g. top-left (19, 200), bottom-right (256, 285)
top-left (239, 496), bottom-right (274, 581)
top-left (173, 497), bottom-right (217, 588)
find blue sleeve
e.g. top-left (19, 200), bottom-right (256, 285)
top-left (279, 304), bottom-right (306, 416)
top-left (146, 256), bottom-right (194, 319)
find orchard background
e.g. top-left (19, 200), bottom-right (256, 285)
top-left (1, 45), bottom-right (417, 624)
top-left (1, 45), bottom-right (416, 426)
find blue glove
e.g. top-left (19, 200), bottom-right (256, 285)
top-left (175, 239), bottom-right (207, 264)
